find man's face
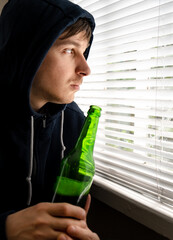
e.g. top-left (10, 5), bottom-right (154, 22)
top-left (30, 31), bottom-right (91, 111)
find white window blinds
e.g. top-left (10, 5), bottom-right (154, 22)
top-left (72, 0), bottom-right (173, 209)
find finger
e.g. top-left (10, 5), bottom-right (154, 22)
top-left (67, 225), bottom-right (100, 240)
top-left (52, 218), bottom-right (86, 231)
top-left (84, 194), bottom-right (91, 216)
top-left (57, 233), bottom-right (73, 240)
top-left (46, 202), bottom-right (86, 220)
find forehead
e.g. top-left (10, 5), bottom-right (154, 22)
top-left (53, 31), bottom-right (90, 49)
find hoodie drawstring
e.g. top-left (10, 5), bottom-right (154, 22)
top-left (60, 110), bottom-right (66, 160)
top-left (26, 111), bottom-right (65, 205)
top-left (26, 116), bottom-right (34, 206)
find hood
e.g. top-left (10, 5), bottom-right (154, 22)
top-left (0, 0), bottom-right (95, 117)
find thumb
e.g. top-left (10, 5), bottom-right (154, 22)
top-left (84, 194), bottom-right (91, 216)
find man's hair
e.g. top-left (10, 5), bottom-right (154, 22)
top-left (60, 18), bottom-right (92, 41)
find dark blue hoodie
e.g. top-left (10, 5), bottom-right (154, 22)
top-left (0, 0), bottom-right (95, 238)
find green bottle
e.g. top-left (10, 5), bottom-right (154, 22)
top-left (52, 105), bottom-right (101, 207)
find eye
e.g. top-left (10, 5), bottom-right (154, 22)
top-left (64, 49), bottom-right (74, 55)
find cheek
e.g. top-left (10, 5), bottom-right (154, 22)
top-left (46, 56), bottom-right (69, 76)
top-left (37, 51), bottom-right (75, 87)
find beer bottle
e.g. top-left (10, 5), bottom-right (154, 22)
top-left (52, 105), bottom-right (101, 207)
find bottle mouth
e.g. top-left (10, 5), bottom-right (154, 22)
top-left (88, 105), bottom-right (102, 116)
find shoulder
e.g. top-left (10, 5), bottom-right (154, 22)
top-left (65, 102), bottom-right (85, 120)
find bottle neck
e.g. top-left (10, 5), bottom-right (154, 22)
top-left (75, 113), bottom-right (99, 152)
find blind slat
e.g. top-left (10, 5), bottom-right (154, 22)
top-left (90, 34), bottom-right (173, 57)
top-left (77, 79), bottom-right (173, 89)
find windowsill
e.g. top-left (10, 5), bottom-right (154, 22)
top-left (91, 175), bottom-right (173, 240)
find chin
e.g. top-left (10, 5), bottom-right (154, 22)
top-left (61, 98), bottom-right (74, 104)
top-left (66, 100), bottom-right (74, 104)
top-left (65, 96), bottom-right (75, 104)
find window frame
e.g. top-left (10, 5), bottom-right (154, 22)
top-left (72, 1), bottom-right (173, 238)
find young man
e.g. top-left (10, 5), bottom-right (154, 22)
top-left (0, 0), bottom-right (99, 239)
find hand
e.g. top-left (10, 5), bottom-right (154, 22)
top-left (57, 195), bottom-right (100, 240)
top-left (6, 202), bottom-right (86, 240)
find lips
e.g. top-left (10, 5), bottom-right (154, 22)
top-left (70, 80), bottom-right (82, 91)
top-left (70, 84), bottom-right (80, 91)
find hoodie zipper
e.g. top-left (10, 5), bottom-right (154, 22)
top-left (27, 111), bottom-right (65, 205)
top-left (52, 110), bottom-right (66, 203)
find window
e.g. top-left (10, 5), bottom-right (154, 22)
top-left (72, 0), bottom-right (173, 221)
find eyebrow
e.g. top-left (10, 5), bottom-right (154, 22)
top-left (54, 39), bottom-right (90, 49)
top-left (59, 40), bottom-right (81, 47)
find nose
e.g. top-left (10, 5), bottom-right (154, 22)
top-left (76, 56), bottom-right (91, 77)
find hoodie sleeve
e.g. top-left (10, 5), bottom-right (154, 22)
top-left (0, 211), bottom-right (15, 240)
